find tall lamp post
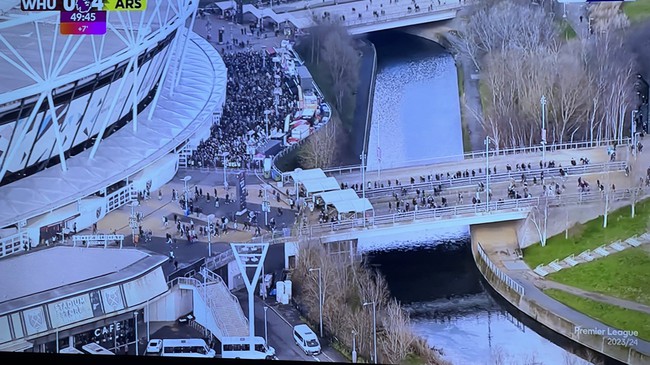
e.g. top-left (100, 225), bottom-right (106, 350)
top-left (309, 268), bottom-right (323, 338)
top-left (222, 152), bottom-right (229, 190)
top-left (360, 153), bottom-right (366, 199)
top-left (207, 214), bottom-right (215, 256)
top-left (352, 330), bottom-right (357, 363)
top-left (363, 301), bottom-right (377, 364)
top-left (541, 95), bottom-right (547, 166)
top-left (134, 311), bottom-right (140, 356)
top-left (484, 137), bottom-right (496, 211)
top-left (264, 306), bottom-right (269, 343)
top-left (181, 176), bottom-right (192, 215)
top-left (129, 200), bottom-right (138, 245)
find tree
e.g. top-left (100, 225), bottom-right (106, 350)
top-left (380, 299), bottom-right (415, 364)
top-left (320, 30), bottom-right (360, 111)
top-left (298, 118), bottom-right (340, 169)
top-left (530, 196), bottom-right (549, 246)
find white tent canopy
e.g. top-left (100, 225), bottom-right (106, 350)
top-left (301, 177), bottom-right (340, 195)
top-left (288, 168), bottom-right (326, 184)
top-left (331, 198), bottom-right (373, 214)
top-left (314, 189), bottom-right (359, 205)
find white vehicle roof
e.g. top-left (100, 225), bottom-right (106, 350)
top-left (162, 338), bottom-right (209, 346)
top-left (294, 324), bottom-right (318, 339)
top-left (221, 336), bottom-right (266, 344)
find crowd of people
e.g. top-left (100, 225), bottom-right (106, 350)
top-left (190, 50), bottom-right (301, 170)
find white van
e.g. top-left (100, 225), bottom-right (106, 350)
top-left (221, 336), bottom-right (276, 360)
top-left (293, 324), bottom-right (321, 355)
top-left (160, 338), bottom-right (216, 358)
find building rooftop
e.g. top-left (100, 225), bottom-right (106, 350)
top-left (0, 246), bottom-right (147, 304)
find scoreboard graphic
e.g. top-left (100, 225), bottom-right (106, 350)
top-left (20, 0), bottom-right (146, 35)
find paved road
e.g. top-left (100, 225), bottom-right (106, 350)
top-left (233, 290), bottom-right (349, 362)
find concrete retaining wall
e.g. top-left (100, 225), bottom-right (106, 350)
top-left (470, 239), bottom-right (650, 365)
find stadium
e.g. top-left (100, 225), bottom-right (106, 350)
top-left (0, 0), bottom-right (227, 256)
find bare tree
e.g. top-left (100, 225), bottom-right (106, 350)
top-left (298, 118), bottom-right (340, 169)
top-left (380, 299), bottom-right (415, 364)
top-left (530, 196), bottom-right (549, 246)
top-left (548, 48), bottom-right (590, 144)
top-left (321, 31), bottom-right (360, 111)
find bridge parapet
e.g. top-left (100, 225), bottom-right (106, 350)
top-left (359, 160), bottom-right (627, 198)
top-left (299, 186), bottom-right (650, 240)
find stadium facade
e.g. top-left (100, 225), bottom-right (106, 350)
top-left (0, 0), bottom-right (227, 256)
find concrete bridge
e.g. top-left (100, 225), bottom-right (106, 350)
top-left (280, 139), bottom-right (644, 243)
top-left (299, 187), bottom-right (646, 243)
top-left (212, 0), bottom-right (464, 34)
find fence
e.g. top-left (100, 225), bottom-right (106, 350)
top-left (476, 242), bottom-right (525, 297)
top-left (343, 3), bottom-right (462, 28)
top-left (352, 160), bottom-right (627, 198)
top-left (302, 186), bottom-right (650, 238)
top-left (315, 138), bottom-right (631, 177)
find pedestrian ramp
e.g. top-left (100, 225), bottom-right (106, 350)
top-left (176, 269), bottom-right (249, 341)
top-left (201, 268), bottom-right (249, 338)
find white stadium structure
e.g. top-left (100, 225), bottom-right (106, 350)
top-left (0, 0), bottom-right (227, 257)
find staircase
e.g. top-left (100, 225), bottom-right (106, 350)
top-left (201, 268), bottom-right (249, 338)
top-left (533, 233), bottom-right (650, 277)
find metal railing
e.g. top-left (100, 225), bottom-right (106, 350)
top-left (302, 186), bottom-right (650, 238)
top-left (477, 242), bottom-right (525, 297)
top-left (201, 267), bottom-right (250, 333)
top-left (343, 3), bottom-right (462, 28)
top-left (314, 138), bottom-right (630, 177)
top-left (354, 161), bottom-right (628, 199)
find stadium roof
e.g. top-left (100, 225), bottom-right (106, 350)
top-left (0, 32), bottom-right (227, 228)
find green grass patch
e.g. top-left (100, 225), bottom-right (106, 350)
top-left (400, 353), bottom-right (428, 365)
top-left (623, 0), bottom-right (650, 22)
top-left (523, 198), bottom-right (650, 268)
top-left (547, 248), bottom-right (650, 305)
top-left (545, 289), bottom-right (650, 341)
top-left (560, 20), bottom-right (577, 40)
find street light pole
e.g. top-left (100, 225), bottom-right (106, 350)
top-left (264, 306), bottom-right (269, 343)
top-left (541, 95), bottom-right (547, 166)
top-left (181, 176), bottom-right (191, 215)
top-left (360, 153), bottom-right (366, 199)
top-left (363, 301), bottom-right (377, 364)
top-left (222, 152), bottom-right (229, 190)
top-left (134, 311), bottom-right (139, 356)
top-left (207, 214), bottom-right (215, 256)
top-left (352, 330), bottom-right (357, 363)
top-left (632, 110), bottom-right (638, 159)
top-left (377, 119), bottom-right (381, 181)
top-left (485, 136), bottom-right (490, 212)
top-left (309, 267), bottom-right (323, 338)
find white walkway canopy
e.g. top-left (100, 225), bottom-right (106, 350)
top-left (288, 168), bottom-right (326, 184)
top-left (301, 177), bottom-right (340, 195)
top-left (331, 198), bottom-right (373, 214)
top-left (314, 189), bottom-right (359, 205)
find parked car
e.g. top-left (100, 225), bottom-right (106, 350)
top-left (146, 339), bottom-right (163, 355)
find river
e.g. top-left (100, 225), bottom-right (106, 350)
top-left (361, 30), bottom-right (605, 365)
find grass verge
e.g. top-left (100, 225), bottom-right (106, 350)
top-left (523, 198), bottom-right (650, 268)
top-left (547, 248), bottom-right (650, 306)
top-left (545, 289), bottom-right (650, 341)
top-left (623, 0), bottom-right (650, 22)
top-left (560, 20), bottom-right (577, 40)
